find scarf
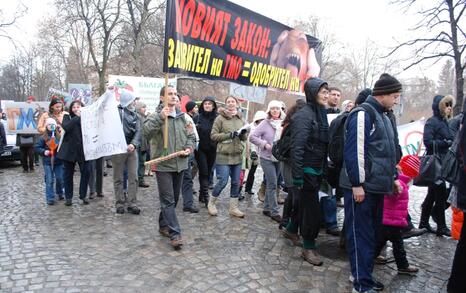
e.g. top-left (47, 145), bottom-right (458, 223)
top-left (269, 118), bottom-right (283, 142)
top-left (226, 107), bottom-right (237, 117)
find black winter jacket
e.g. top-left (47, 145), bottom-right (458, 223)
top-left (194, 97), bottom-right (218, 152)
top-left (57, 114), bottom-right (85, 163)
top-left (423, 95), bottom-right (454, 156)
top-left (290, 78), bottom-right (329, 182)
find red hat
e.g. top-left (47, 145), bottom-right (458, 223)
top-left (399, 155), bottom-right (421, 179)
top-left (27, 95), bottom-right (35, 101)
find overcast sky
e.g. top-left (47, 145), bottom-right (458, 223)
top-left (0, 0), bottom-right (444, 80)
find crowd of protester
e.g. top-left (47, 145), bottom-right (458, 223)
top-left (3, 74), bottom-right (464, 293)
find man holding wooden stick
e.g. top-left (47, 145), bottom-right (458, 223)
top-left (142, 85), bottom-right (195, 250)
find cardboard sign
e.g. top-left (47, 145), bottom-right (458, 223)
top-left (81, 91), bottom-right (127, 160)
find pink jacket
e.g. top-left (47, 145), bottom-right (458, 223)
top-left (382, 174), bottom-right (410, 227)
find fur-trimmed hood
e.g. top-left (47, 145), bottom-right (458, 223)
top-left (433, 94), bottom-right (455, 119)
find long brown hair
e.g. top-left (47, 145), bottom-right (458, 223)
top-left (282, 99), bottom-right (306, 128)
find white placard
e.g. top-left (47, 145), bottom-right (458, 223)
top-left (81, 91), bottom-right (127, 160)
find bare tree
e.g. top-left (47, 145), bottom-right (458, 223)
top-left (388, 0), bottom-right (466, 113)
top-left (0, 2), bottom-right (27, 42)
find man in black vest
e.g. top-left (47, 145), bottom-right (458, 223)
top-left (340, 74), bottom-right (402, 293)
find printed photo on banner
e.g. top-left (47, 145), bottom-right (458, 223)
top-left (3, 101), bottom-right (49, 134)
top-left (163, 0), bottom-right (322, 93)
top-left (397, 119), bottom-right (426, 156)
top-left (80, 90), bottom-right (127, 161)
top-left (48, 88), bottom-right (72, 106)
top-left (108, 75), bottom-right (177, 113)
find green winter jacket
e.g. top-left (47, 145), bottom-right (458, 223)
top-left (211, 108), bottom-right (248, 165)
top-left (142, 109), bottom-right (195, 172)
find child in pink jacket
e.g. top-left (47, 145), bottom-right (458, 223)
top-left (375, 155), bottom-right (420, 275)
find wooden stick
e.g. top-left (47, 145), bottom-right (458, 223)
top-left (144, 150), bottom-right (185, 166)
top-left (163, 74), bottom-right (169, 149)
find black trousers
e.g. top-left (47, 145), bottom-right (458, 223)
top-left (20, 146), bottom-right (34, 171)
top-left (195, 148), bottom-right (216, 197)
top-left (421, 183), bottom-right (448, 229)
top-left (245, 163), bottom-right (258, 193)
top-left (448, 217), bottom-right (466, 293)
top-left (375, 225), bottom-right (409, 269)
top-left (295, 174), bottom-right (321, 241)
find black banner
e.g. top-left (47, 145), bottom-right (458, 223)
top-left (163, 0), bottom-right (322, 93)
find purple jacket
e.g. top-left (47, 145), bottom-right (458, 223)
top-left (249, 119), bottom-right (278, 161)
top-left (382, 174), bottom-right (410, 227)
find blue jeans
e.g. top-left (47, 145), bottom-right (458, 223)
top-left (43, 163), bottom-right (64, 203)
top-left (321, 194), bottom-right (338, 229)
top-left (212, 164), bottom-right (241, 198)
top-left (344, 189), bottom-right (384, 292)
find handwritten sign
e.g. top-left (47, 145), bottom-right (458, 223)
top-left (81, 91), bottom-right (127, 160)
top-left (4, 102), bottom-right (49, 134)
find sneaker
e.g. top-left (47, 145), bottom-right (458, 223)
top-left (398, 266), bottom-right (419, 275)
top-left (116, 207), bottom-right (125, 214)
top-left (159, 227), bottom-right (170, 237)
top-left (138, 182), bottom-right (150, 188)
top-left (326, 227), bottom-right (341, 236)
top-left (301, 249), bottom-right (323, 266)
top-left (127, 206), bottom-right (141, 215)
top-left (281, 229), bottom-right (302, 247)
top-left (271, 214), bottom-right (282, 223)
top-left (89, 192), bottom-right (96, 199)
top-left (170, 236), bottom-right (183, 250)
top-left (183, 206), bottom-right (199, 213)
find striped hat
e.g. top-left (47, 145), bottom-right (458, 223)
top-left (399, 155), bottom-right (421, 179)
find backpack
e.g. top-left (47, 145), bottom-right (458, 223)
top-left (272, 125), bottom-right (292, 161)
top-left (328, 112), bottom-right (349, 168)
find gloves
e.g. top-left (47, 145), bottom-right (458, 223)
top-left (250, 151), bottom-right (258, 161)
top-left (229, 131), bottom-right (238, 139)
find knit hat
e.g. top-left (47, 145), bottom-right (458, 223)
top-left (45, 118), bottom-right (57, 127)
top-left (50, 97), bottom-right (62, 107)
top-left (27, 95), bottom-right (35, 102)
top-left (341, 100), bottom-right (354, 112)
top-left (253, 111), bottom-right (267, 123)
top-left (355, 88), bottom-right (372, 105)
top-left (399, 155), bottom-right (421, 179)
top-left (372, 73), bottom-right (402, 96)
top-left (185, 101), bottom-right (197, 113)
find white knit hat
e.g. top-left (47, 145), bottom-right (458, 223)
top-left (45, 118), bottom-right (57, 127)
top-left (119, 89), bottom-right (136, 107)
top-left (253, 111), bottom-right (267, 123)
top-left (266, 100), bottom-right (286, 119)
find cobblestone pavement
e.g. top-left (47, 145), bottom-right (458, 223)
top-left (0, 161), bottom-right (457, 293)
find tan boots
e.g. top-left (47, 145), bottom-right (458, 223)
top-left (229, 198), bottom-right (245, 218)
top-left (208, 196), bottom-right (245, 218)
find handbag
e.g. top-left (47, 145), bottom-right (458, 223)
top-left (19, 135), bottom-right (34, 146)
top-left (441, 133), bottom-right (462, 185)
top-left (414, 143), bottom-right (442, 186)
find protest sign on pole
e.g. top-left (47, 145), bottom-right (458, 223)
top-left (80, 91), bottom-right (127, 160)
top-left (68, 84), bottom-right (93, 106)
top-left (108, 75), bottom-right (177, 113)
top-left (164, 0), bottom-right (322, 93)
top-left (397, 119), bottom-right (426, 156)
top-left (4, 101), bottom-right (49, 134)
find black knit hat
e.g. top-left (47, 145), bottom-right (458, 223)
top-left (372, 73), bottom-right (402, 96)
top-left (185, 101), bottom-right (197, 112)
top-left (355, 88), bottom-right (372, 105)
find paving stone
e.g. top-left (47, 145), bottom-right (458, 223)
top-left (0, 164), bottom-right (456, 292)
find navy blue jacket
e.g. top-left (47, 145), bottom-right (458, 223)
top-left (35, 135), bottom-right (63, 166)
top-left (423, 95), bottom-right (454, 156)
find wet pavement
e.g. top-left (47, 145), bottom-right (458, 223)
top-left (0, 161), bottom-right (457, 292)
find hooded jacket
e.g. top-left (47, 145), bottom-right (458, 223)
top-left (210, 107), bottom-right (248, 165)
top-left (382, 173), bottom-right (410, 227)
top-left (423, 95), bottom-right (454, 156)
top-left (290, 78), bottom-right (329, 183)
top-left (194, 96), bottom-right (218, 151)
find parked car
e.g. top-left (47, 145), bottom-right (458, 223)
top-left (0, 120), bottom-right (21, 162)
